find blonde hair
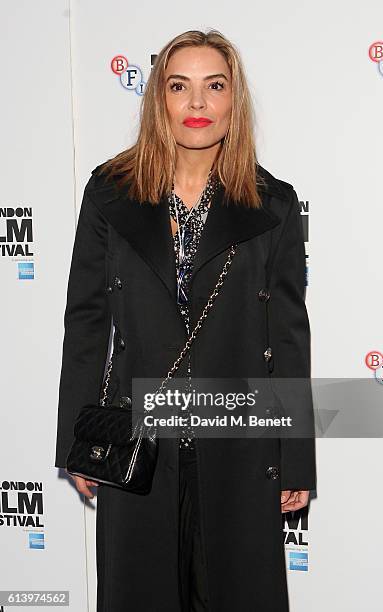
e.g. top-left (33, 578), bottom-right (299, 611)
top-left (99, 29), bottom-right (265, 208)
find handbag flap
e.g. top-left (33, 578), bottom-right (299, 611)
top-left (74, 405), bottom-right (133, 446)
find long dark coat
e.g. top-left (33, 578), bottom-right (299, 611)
top-left (55, 161), bottom-right (316, 612)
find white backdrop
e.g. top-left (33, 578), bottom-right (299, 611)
top-left (1, 1), bottom-right (382, 610)
top-left (0, 1), bottom-right (88, 611)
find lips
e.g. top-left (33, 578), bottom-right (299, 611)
top-left (183, 117), bottom-right (213, 128)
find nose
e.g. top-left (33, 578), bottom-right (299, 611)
top-left (189, 85), bottom-right (207, 110)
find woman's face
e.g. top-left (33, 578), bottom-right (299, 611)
top-left (164, 46), bottom-right (232, 151)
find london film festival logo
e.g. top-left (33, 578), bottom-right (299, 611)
top-left (0, 203), bottom-right (34, 279)
top-left (283, 507), bottom-right (309, 572)
top-left (368, 41), bottom-right (383, 77)
top-left (0, 479), bottom-right (44, 528)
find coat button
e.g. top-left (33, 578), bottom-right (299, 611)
top-left (120, 396), bottom-right (132, 408)
top-left (266, 466), bottom-right (279, 480)
top-left (263, 347), bottom-right (272, 362)
top-left (114, 277), bottom-right (122, 289)
top-left (258, 288), bottom-right (270, 302)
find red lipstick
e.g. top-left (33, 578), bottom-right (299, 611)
top-left (183, 117), bottom-right (213, 128)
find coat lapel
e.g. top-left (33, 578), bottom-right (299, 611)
top-left (190, 181), bottom-right (281, 284)
top-left (87, 166), bottom-right (282, 302)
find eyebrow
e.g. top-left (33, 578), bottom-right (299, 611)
top-left (166, 73), bottom-right (229, 82)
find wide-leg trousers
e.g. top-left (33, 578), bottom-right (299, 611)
top-left (178, 445), bottom-right (210, 612)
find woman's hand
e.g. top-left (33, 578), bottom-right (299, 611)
top-left (65, 469), bottom-right (99, 499)
top-left (281, 490), bottom-right (309, 513)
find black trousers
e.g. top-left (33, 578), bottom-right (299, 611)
top-left (178, 446), bottom-right (210, 612)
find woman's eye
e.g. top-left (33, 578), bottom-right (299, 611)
top-left (169, 81), bottom-right (185, 91)
top-left (210, 81), bottom-right (225, 90)
top-left (169, 80), bottom-right (225, 92)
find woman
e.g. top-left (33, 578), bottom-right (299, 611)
top-left (55, 29), bottom-right (316, 612)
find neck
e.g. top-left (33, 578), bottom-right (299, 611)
top-left (174, 142), bottom-right (221, 190)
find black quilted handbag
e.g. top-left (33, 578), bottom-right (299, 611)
top-left (65, 244), bottom-right (237, 494)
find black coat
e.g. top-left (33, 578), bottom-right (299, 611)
top-left (55, 162), bottom-right (316, 612)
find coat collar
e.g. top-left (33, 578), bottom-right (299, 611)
top-left (87, 165), bottom-right (282, 303)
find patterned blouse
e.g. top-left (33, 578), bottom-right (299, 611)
top-left (168, 170), bottom-right (220, 450)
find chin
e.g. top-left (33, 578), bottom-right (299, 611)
top-left (178, 137), bottom-right (223, 150)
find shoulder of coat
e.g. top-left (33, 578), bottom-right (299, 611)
top-left (91, 160), bottom-right (111, 176)
top-left (84, 159), bottom-right (121, 205)
top-left (256, 163), bottom-right (295, 202)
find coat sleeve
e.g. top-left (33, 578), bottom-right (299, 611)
top-left (267, 187), bottom-right (317, 491)
top-left (54, 176), bottom-right (112, 468)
